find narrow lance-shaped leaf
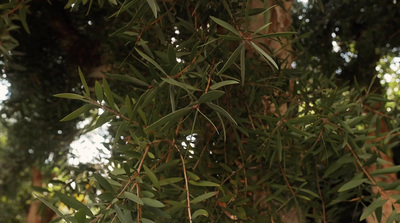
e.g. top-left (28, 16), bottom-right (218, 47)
top-left (55, 192), bottom-right (94, 217)
top-left (146, 0), bottom-right (159, 18)
top-left (143, 165), bottom-right (159, 188)
top-left (19, 5), bottom-right (30, 34)
top-left (78, 67), bottom-right (90, 96)
top-left (95, 81), bottom-right (103, 102)
top-left (135, 48), bottom-right (166, 76)
top-left (145, 107), bottom-right (192, 130)
top-left (60, 104), bottom-right (92, 122)
top-left (54, 93), bottom-right (85, 100)
top-left (102, 78), bottom-right (115, 109)
top-left (192, 209), bottom-right (209, 219)
top-left (210, 80), bottom-right (239, 90)
top-left (240, 43), bottom-right (246, 85)
top-left (199, 90), bottom-right (225, 103)
top-left (210, 16), bottom-right (240, 36)
top-left (338, 179), bottom-right (369, 192)
top-left (189, 180), bottom-right (220, 187)
top-left (249, 41), bottom-right (278, 70)
top-left (218, 43), bottom-right (244, 75)
top-left (370, 165), bottom-right (400, 176)
top-left (123, 192), bottom-right (143, 205)
top-left (206, 102), bottom-right (237, 125)
top-left (74, 209), bottom-right (86, 223)
top-left (34, 193), bottom-right (69, 222)
top-left (142, 198), bottom-right (165, 208)
top-left (360, 197), bottom-right (387, 221)
top-left (191, 192), bottom-right (217, 204)
top-left (94, 173), bottom-right (115, 195)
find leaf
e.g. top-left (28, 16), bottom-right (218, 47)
top-left (123, 192), bottom-right (143, 205)
top-left (78, 67), bottom-right (90, 95)
top-left (210, 16), bottom-right (240, 36)
top-left (161, 77), bottom-right (201, 92)
top-left (276, 131), bottom-right (282, 161)
top-left (240, 43), bottom-right (246, 85)
top-left (191, 192), bottom-right (217, 204)
top-left (145, 0), bottom-right (158, 18)
top-left (102, 78), bottom-right (115, 109)
top-left (54, 93), bottom-right (85, 100)
top-left (19, 5), bottom-right (30, 34)
top-left (159, 177), bottom-right (183, 186)
top-left (360, 197), bottom-right (387, 221)
top-left (95, 81), bottom-right (103, 101)
top-left (252, 32), bottom-right (297, 40)
top-left (143, 165), bottom-right (159, 188)
top-left (107, 74), bottom-right (148, 87)
top-left (94, 173), bottom-right (115, 194)
top-left (199, 90), bottom-right (225, 103)
top-left (210, 80), bottom-right (240, 90)
top-left (192, 209), bottom-right (209, 219)
top-left (142, 198), bottom-right (165, 208)
top-left (370, 165), bottom-right (400, 175)
top-left (145, 107), bottom-right (192, 130)
top-left (249, 41), bottom-right (278, 70)
top-left (206, 102), bottom-right (237, 125)
top-left (338, 179), bottom-right (368, 192)
top-left (217, 43), bottom-right (244, 75)
top-left (74, 209), bottom-right (86, 223)
top-left (60, 104), bottom-right (92, 122)
top-left (56, 192), bottom-right (94, 217)
top-left (136, 48), bottom-right (166, 75)
top-left (141, 218), bottom-right (155, 223)
top-left (189, 180), bottom-right (220, 187)
top-left (34, 193), bottom-right (68, 222)
top-left (114, 205), bottom-right (129, 223)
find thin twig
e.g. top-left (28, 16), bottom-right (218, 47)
top-left (205, 57), bottom-right (216, 93)
top-left (315, 163), bottom-right (326, 223)
top-left (279, 163), bottom-right (295, 197)
top-left (173, 144), bottom-right (193, 223)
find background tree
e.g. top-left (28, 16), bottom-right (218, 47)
top-left (1, 0), bottom-right (400, 222)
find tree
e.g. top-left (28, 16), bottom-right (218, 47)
top-left (1, 0), bottom-right (400, 222)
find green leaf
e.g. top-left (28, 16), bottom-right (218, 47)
top-left (249, 41), bottom-right (278, 70)
top-left (95, 81), bottom-right (103, 101)
top-left (34, 193), bottom-right (68, 222)
top-left (145, 107), bottom-right (192, 130)
top-left (146, 0), bottom-right (158, 18)
top-left (360, 197), bottom-right (387, 221)
top-left (56, 192), bottom-right (94, 217)
top-left (141, 218), bottom-right (155, 223)
top-left (60, 104), bottom-right (92, 122)
top-left (192, 209), bottom-right (209, 219)
top-left (123, 192), bottom-right (143, 205)
top-left (199, 90), bottom-right (225, 103)
top-left (210, 80), bottom-right (240, 90)
top-left (370, 165), bottom-right (400, 175)
top-left (161, 77), bottom-right (201, 92)
top-left (19, 5), bottom-right (30, 34)
top-left (136, 48), bottom-right (166, 76)
top-left (159, 177), bottom-right (183, 186)
top-left (338, 179), bottom-right (368, 192)
top-left (217, 43), bottom-right (244, 75)
top-left (107, 74), bottom-right (148, 87)
top-left (114, 205), bottom-right (129, 223)
top-left (186, 171), bottom-right (200, 181)
top-left (206, 102), bottom-right (237, 125)
top-left (252, 32), bottom-right (297, 40)
top-left (94, 173), bottom-right (115, 194)
top-left (102, 78), bottom-right (115, 109)
top-left (142, 198), bottom-right (165, 208)
top-left (54, 93), bottom-right (85, 100)
top-left (143, 165), bottom-right (159, 188)
top-left (78, 67), bottom-right (90, 95)
top-left (240, 43), bottom-right (246, 85)
top-left (189, 180), bottom-right (220, 187)
top-left (191, 192), bottom-right (217, 204)
top-left (276, 131), bottom-right (282, 161)
top-left (210, 16), bottom-right (240, 36)
top-left (74, 209), bottom-right (86, 223)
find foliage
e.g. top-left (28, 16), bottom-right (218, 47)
top-left (1, 0), bottom-right (400, 222)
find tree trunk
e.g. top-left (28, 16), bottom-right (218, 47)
top-left (26, 166), bottom-right (55, 223)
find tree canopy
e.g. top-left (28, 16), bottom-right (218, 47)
top-left (1, 0), bottom-right (400, 222)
